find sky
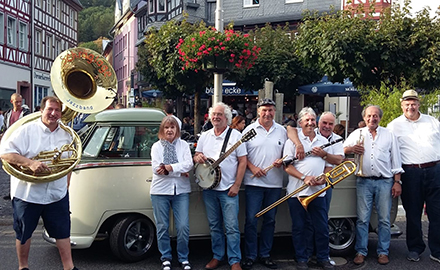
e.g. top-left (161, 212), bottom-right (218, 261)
top-left (397, 0), bottom-right (439, 17)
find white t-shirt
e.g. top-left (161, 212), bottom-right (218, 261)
top-left (243, 120), bottom-right (287, 188)
top-left (283, 130), bottom-right (330, 197)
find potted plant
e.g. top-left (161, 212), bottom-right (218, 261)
top-left (176, 27), bottom-right (261, 73)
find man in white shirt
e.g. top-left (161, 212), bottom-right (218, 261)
top-left (287, 111), bottom-right (344, 210)
top-left (0, 96), bottom-right (78, 270)
top-left (344, 105), bottom-right (403, 266)
top-left (241, 99), bottom-right (287, 270)
top-left (283, 107), bottom-right (333, 270)
top-left (194, 102), bottom-right (247, 270)
top-left (387, 90), bottom-right (440, 264)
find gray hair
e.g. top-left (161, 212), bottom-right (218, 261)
top-left (319, 111), bottom-right (336, 122)
top-left (209, 102), bottom-right (233, 125)
top-left (361, 105), bottom-right (383, 118)
top-left (298, 107), bottom-right (316, 124)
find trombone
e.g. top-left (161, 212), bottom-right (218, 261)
top-left (255, 161), bottom-right (356, 217)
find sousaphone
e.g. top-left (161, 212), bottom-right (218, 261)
top-left (1, 48), bottom-right (117, 182)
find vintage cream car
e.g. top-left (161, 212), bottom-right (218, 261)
top-left (43, 108), bottom-right (401, 262)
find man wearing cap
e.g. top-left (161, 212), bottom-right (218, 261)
top-left (241, 98), bottom-right (287, 270)
top-left (344, 105), bottom-right (403, 265)
top-left (387, 90), bottom-right (440, 264)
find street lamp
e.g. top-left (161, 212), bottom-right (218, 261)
top-left (213, 0), bottom-right (224, 105)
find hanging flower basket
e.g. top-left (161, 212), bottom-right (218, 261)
top-left (176, 27), bottom-right (261, 73)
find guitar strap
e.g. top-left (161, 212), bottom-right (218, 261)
top-left (220, 128), bottom-right (233, 157)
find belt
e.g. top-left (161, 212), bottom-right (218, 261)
top-left (359, 176), bottom-right (384, 180)
top-left (402, 160), bottom-right (440, 169)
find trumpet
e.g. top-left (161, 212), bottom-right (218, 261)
top-left (255, 161), bottom-right (356, 217)
top-left (355, 130), bottom-right (365, 177)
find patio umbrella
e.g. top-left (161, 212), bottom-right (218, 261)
top-left (298, 76), bottom-right (359, 137)
top-left (142, 90), bottom-right (163, 98)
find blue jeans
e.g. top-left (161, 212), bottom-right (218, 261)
top-left (203, 189), bottom-right (241, 265)
top-left (355, 177), bottom-right (393, 256)
top-left (244, 185), bottom-right (282, 260)
top-left (151, 193), bottom-right (190, 263)
top-left (401, 164), bottom-right (440, 257)
top-left (288, 196), bottom-right (329, 262)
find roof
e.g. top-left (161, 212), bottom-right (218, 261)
top-left (85, 108), bottom-right (166, 123)
top-left (68, 0), bottom-right (83, 10)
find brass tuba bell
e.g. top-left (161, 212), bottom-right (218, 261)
top-left (1, 48), bottom-right (117, 183)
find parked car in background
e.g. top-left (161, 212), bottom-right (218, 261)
top-left (43, 108), bottom-right (401, 262)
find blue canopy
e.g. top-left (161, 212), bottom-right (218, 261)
top-left (142, 89), bottom-right (163, 98)
top-left (298, 76), bottom-right (359, 97)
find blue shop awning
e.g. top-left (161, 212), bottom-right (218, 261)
top-left (298, 76), bottom-right (359, 97)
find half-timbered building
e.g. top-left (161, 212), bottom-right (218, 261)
top-left (0, 0), bottom-right (82, 112)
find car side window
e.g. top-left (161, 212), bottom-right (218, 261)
top-left (96, 125), bottom-right (160, 159)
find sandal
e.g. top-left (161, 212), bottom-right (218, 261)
top-left (181, 261), bottom-right (192, 270)
top-left (161, 260), bottom-right (171, 270)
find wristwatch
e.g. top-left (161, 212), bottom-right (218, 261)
top-left (300, 175), bottom-right (306, 181)
top-left (323, 154), bottom-right (328, 160)
top-left (394, 180), bottom-right (402, 185)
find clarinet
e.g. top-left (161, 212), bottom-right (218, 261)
top-left (283, 138), bottom-right (343, 166)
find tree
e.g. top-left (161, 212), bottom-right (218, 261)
top-left (137, 19), bottom-right (213, 134)
top-left (229, 24), bottom-right (321, 97)
top-left (78, 6), bottom-right (113, 42)
top-left (295, 1), bottom-right (440, 91)
top-left (361, 83), bottom-right (440, 126)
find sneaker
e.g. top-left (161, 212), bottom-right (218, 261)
top-left (295, 261), bottom-right (308, 270)
top-left (317, 260), bottom-right (334, 270)
top-left (407, 251), bottom-right (420, 262)
top-left (430, 255), bottom-right (440, 263)
top-left (241, 258), bottom-right (254, 270)
top-left (162, 260), bottom-right (172, 270)
top-left (378, 254), bottom-right (389, 265)
top-left (181, 260), bottom-right (192, 270)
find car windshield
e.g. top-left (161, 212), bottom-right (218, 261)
top-left (83, 125), bottom-right (160, 159)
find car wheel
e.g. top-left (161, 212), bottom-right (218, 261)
top-left (109, 215), bottom-right (156, 262)
top-left (328, 218), bottom-right (356, 256)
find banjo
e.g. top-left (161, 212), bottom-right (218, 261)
top-left (194, 128), bottom-right (256, 190)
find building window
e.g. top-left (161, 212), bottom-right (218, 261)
top-left (35, 30), bottom-right (42, 55)
top-left (0, 13), bottom-right (4, 44)
top-left (244, 0), bottom-right (259, 7)
top-left (149, 0), bottom-right (154, 13)
top-left (55, 39), bottom-right (61, 56)
top-left (7, 17), bottom-right (16, 46)
top-left (158, 0), bottom-right (165, 12)
top-left (35, 0), bottom-right (41, 7)
top-left (34, 85), bottom-right (49, 108)
top-left (19, 22), bottom-right (27, 50)
top-left (46, 35), bottom-right (53, 58)
top-left (70, 10), bottom-right (74, 26)
top-left (47, 0), bottom-right (52, 13)
top-left (56, 0), bottom-right (61, 18)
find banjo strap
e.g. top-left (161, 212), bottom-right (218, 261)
top-left (220, 128), bottom-right (233, 157)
